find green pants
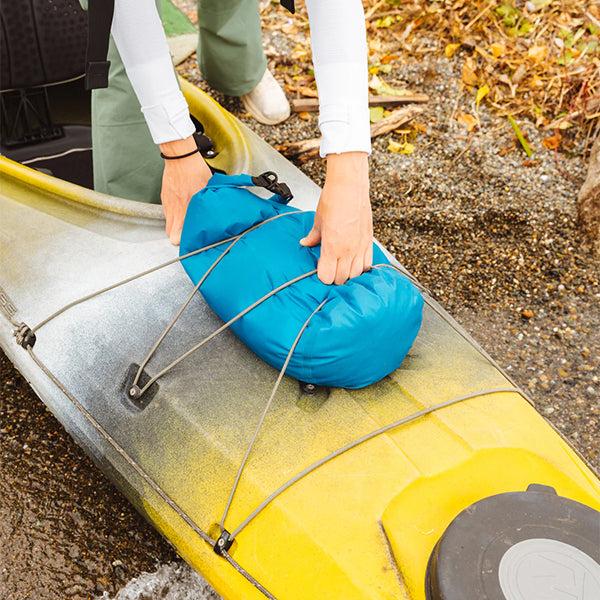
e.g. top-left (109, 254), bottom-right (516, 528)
top-left (87, 0), bottom-right (266, 203)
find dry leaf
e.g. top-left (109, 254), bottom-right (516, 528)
top-left (368, 39), bottom-right (384, 54)
top-left (445, 43), bottom-right (460, 58)
top-left (542, 132), bottom-right (561, 150)
top-left (299, 86), bottom-right (318, 98)
top-left (388, 139), bottom-right (402, 152)
top-left (512, 63), bottom-right (527, 84)
top-left (476, 84), bottom-right (490, 108)
top-left (290, 47), bottom-right (309, 61)
top-left (555, 120), bottom-right (573, 130)
top-left (375, 16), bottom-right (396, 28)
top-left (369, 74), bottom-right (409, 97)
top-left (530, 75), bottom-right (544, 88)
top-left (457, 112), bottom-right (478, 131)
top-left (369, 106), bottom-right (385, 123)
top-left (298, 112), bottom-right (311, 121)
top-left (369, 74), bottom-right (384, 90)
top-left (462, 57), bottom-right (479, 86)
top-left (281, 23), bottom-right (298, 35)
top-left (527, 44), bottom-right (549, 63)
top-left (387, 139), bottom-right (415, 154)
top-left (490, 42), bottom-right (505, 58)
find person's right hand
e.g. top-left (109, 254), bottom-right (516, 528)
top-left (159, 135), bottom-right (212, 245)
top-left (300, 152), bottom-right (373, 285)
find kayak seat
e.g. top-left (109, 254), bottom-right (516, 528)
top-left (4, 123), bottom-right (93, 189)
top-left (0, 0), bottom-right (87, 92)
top-left (1, 0), bottom-right (90, 185)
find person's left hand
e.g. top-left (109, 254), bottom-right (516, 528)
top-left (300, 152), bottom-right (373, 285)
top-left (159, 136), bottom-right (212, 245)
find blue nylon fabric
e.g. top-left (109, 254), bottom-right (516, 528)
top-left (179, 173), bottom-right (423, 389)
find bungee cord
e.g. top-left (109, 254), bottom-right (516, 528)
top-left (130, 210), bottom-right (303, 392)
top-left (30, 210), bottom-right (303, 335)
top-left (30, 236), bottom-right (236, 334)
top-left (24, 345), bottom-right (214, 546)
top-left (219, 300), bottom-right (327, 534)
top-left (133, 269), bottom-right (317, 396)
top-left (228, 386), bottom-right (520, 540)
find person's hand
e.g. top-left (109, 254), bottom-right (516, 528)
top-left (300, 152), bottom-right (373, 285)
top-left (159, 136), bottom-right (212, 245)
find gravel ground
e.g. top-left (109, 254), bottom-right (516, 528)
top-left (1, 3), bottom-right (598, 600)
top-left (0, 353), bottom-right (178, 599)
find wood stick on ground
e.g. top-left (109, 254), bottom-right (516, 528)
top-left (291, 93), bottom-right (429, 113)
top-left (277, 105), bottom-right (424, 162)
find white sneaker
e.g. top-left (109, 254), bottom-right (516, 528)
top-left (240, 69), bottom-right (291, 125)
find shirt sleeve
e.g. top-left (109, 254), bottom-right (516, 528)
top-left (305, 0), bottom-right (371, 157)
top-left (111, 0), bottom-right (196, 144)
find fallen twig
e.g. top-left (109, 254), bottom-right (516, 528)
top-left (277, 106), bottom-right (424, 161)
top-left (291, 93), bottom-right (429, 113)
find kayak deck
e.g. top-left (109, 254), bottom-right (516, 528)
top-left (1, 82), bottom-right (599, 600)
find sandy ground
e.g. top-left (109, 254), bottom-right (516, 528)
top-left (1, 4), bottom-right (599, 600)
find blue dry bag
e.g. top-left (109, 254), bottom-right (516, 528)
top-left (180, 172), bottom-right (423, 389)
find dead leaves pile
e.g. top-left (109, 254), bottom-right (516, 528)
top-left (364, 0), bottom-right (599, 144)
top-left (261, 0), bottom-right (599, 153)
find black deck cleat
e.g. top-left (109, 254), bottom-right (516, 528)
top-left (13, 323), bottom-right (36, 349)
top-left (214, 530), bottom-right (235, 556)
top-left (300, 381), bottom-right (318, 396)
top-left (121, 363), bottom-right (159, 411)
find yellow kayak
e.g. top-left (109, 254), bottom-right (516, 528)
top-left (1, 78), bottom-right (599, 600)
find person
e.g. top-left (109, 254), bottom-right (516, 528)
top-left (84, 0), bottom-right (288, 204)
top-left (107, 0), bottom-right (372, 285)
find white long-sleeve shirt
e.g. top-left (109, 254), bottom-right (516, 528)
top-left (111, 0), bottom-right (370, 156)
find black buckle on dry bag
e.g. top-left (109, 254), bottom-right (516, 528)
top-left (251, 171), bottom-right (293, 203)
